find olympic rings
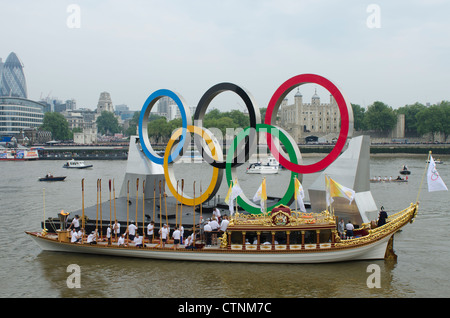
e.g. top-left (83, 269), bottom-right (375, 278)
top-left (226, 124), bottom-right (301, 214)
top-left (264, 74), bottom-right (354, 174)
top-left (193, 82), bottom-right (261, 169)
top-left (138, 74), bottom-right (354, 211)
top-left (163, 125), bottom-right (223, 206)
top-left (139, 89), bottom-right (192, 165)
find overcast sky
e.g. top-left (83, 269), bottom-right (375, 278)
top-left (1, 0), bottom-right (449, 111)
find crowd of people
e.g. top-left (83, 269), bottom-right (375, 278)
top-left (66, 207), bottom-right (230, 249)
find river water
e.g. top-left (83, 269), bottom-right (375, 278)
top-left (1, 154), bottom-right (449, 298)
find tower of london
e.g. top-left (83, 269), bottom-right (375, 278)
top-left (278, 88), bottom-right (341, 143)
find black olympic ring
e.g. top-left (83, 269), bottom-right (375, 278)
top-left (193, 82), bottom-right (261, 169)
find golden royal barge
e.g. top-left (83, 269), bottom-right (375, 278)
top-left (26, 202), bottom-right (418, 264)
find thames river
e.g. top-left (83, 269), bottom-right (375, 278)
top-left (1, 153), bottom-right (449, 298)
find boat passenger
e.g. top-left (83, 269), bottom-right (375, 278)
top-left (117, 234), bottom-right (126, 246)
top-left (159, 224), bottom-right (169, 247)
top-left (204, 221), bottom-right (212, 246)
top-left (377, 206), bottom-right (388, 227)
top-left (345, 221), bottom-right (354, 239)
top-left (134, 233), bottom-right (144, 248)
top-left (179, 225), bottom-right (184, 244)
top-left (147, 221), bottom-right (154, 238)
top-left (210, 217), bottom-right (220, 245)
top-left (70, 228), bottom-right (80, 243)
top-left (126, 221), bottom-right (138, 241)
top-left (68, 215), bottom-right (80, 232)
top-left (338, 219), bottom-right (345, 238)
top-left (87, 231), bottom-right (97, 245)
top-left (172, 227), bottom-right (181, 249)
top-left (185, 233), bottom-right (195, 249)
top-left (106, 225), bottom-right (112, 245)
top-left (219, 215), bottom-right (229, 233)
top-left (213, 207), bottom-right (221, 222)
top-left (113, 220), bottom-right (120, 237)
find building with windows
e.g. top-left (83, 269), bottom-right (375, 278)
top-left (0, 52), bottom-right (27, 99)
top-left (0, 97), bottom-right (45, 136)
top-left (278, 89), bottom-right (341, 143)
top-left (96, 92), bottom-right (114, 114)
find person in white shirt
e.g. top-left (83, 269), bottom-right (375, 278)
top-left (147, 221), bottom-right (154, 239)
top-left (106, 225), bottom-right (112, 245)
top-left (87, 231), bottom-right (97, 245)
top-left (345, 221), bottom-right (354, 239)
top-left (219, 215), bottom-right (229, 232)
top-left (76, 229), bottom-right (84, 243)
top-left (113, 220), bottom-right (120, 238)
top-left (185, 233), bottom-right (195, 249)
top-left (134, 233), bottom-right (144, 247)
top-left (68, 215), bottom-right (80, 231)
top-left (126, 222), bottom-right (138, 241)
top-left (172, 227), bottom-right (181, 249)
top-left (212, 207), bottom-right (221, 222)
top-left (204, 221), bottom-right (212, 246)
top-left (117, 234), bottom-right (126, 246)
top-left (159, 224), bottom-right (169, 247)
top-left (70, 229), bottom-right (79, 243)
top-left (209, 217), bottom-right (220, 245)
top-left (209, 217), bottom-right (219, 231)
top-left (179, 225), bottom-right (184, 244)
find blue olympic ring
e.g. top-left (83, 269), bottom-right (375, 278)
top-left (138, 89), bottom-right (191, 165)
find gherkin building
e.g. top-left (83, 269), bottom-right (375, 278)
top-left (0, 52), bottom-right (27, 98)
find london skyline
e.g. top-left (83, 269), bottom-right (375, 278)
top-left (1, 0), bottom-right (449, 112)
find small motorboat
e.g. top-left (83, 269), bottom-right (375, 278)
top-left (39, 175), bottom-right (67, 182)
top-left (63, 159), bottom-right (93, 169)
top-left (399, 165), bottom-right (410, 175)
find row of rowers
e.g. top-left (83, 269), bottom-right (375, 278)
top-left (66, 213), bottom-right (230, 248)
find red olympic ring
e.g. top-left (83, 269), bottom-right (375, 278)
top-left (264, 74), bottom-right (353, 174)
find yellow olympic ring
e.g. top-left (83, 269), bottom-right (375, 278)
top-left (163, 125), bottom-right (223, 206)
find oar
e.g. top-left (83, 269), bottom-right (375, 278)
top-left (153, 179), bottom-right (156, 242)
top-left (109, 179), bottom-right (112, 244)
top-left (81, 178), bottom-right (85, 235)
top-left (99, 179), bottom-right (102, 240)
top-left (113, 179), bottom-right (117, 241)
top-left (135, 178), bottom-right (139, 234)
top-left (163, 179), bottom-right (168, 228)
top-left (175, 180), bottom-right (179, 228)
top-left (193, 181), bottom-right (196, 245)
top-left (126, 180), bottom-right (130, 242)
top-left (142, 180), bottom-right (146, 239)
top-left (96, 179), bottom-right (99, 235)
top-left (180, 179), bottom-right (184, 226)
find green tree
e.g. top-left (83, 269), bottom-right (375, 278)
top-left (147, 117), bottom-right (171, 143)
top-left (40, 112), bottom-right (72, 140)
top-left (96, 111), bottom-right (121, 135)
top-left (125, 111), bottom-right (140, 136)
top-left (416, 102), bottom-right (450, 142)
top-left (396, 102), bottom-right (426, 135)
top-left (363, 101), bottom-right (397, 132)
top-left (351, 103), bottom-right (366, 131)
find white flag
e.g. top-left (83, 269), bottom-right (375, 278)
top-left (226, 180), bottom-right (243, 214)
top-left (427, 156), bottom-right (448, 192)
top-left (294, 178), bottom-right (306, 212)
top-left (252, 179), bottom-right (267, 212)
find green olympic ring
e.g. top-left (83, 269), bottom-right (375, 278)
top-left (225, 123), bottom-right (301, 214)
